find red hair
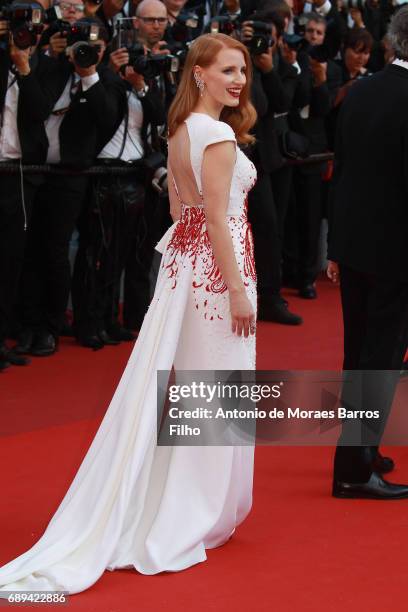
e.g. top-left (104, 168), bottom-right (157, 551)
top-left (168, 33), bottom-right (257, 145)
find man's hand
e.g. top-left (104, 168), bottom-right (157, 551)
top-left (151, 40), bottom-right (169, 56)
top-left (327, 261), bottom-right (340, 283)
top-left (350, 8), bottom-right (364, 28)
top-left (240, 20), bottom-right (254, 43)
top-left (252, 45), bottom-right (274, 73)
top-left (9, 39), bottom-right (31, 75)
top-left (123, 66), bottom-right (145, 91)
top-left (49, 32), bottom-right (68, 58)
top-left (310, 58), bottom-right (327, 86)
top-left (109, 47), bottom-right (130, 73)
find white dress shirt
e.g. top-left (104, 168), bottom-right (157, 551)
top-left (304, 0), bottom-right (332, 16)
top-left (45, 72), bottom-right (99, 164)
top-left (98, 90), bottom-right (144, 161)
top-left (392, 58), bottom-right (408, 71)
top-left (0, 71), bottom-right (22, 161)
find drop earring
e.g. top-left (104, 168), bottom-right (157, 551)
top-left (194, 72), bottom-right (205, 97)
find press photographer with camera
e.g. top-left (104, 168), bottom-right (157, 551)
top-left (240, 9), bottom-right (303, 325)
top-left (282, 13), bottom-right (342, 299)
top-left (14, 16), bottom-right (127, 357)
top-left (0, 1), bottom-right (66, 370)
top-left (71, 19), bottom-right (166, 348)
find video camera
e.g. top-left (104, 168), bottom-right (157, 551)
top-left (0, 1), bottom-right (61, 49)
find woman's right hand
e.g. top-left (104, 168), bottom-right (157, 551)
top-left (230, 288), bottom-right (256, 337)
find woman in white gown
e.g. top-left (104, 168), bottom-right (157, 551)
top-left (0, 33), bottom-right (258, 596)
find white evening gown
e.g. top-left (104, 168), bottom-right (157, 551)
top-left (0, 112), bottom-right (257, 595)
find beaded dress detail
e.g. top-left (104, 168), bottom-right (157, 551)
top-left (0, 112), bottom-right (257, 596)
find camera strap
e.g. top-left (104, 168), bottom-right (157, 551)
top-left (116, 92), bottom-right (130, 161)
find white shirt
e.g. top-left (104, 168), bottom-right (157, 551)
top-left (45, 72), bottom-right (99, 164)
top-left (0, 71), bottom-right (21, 161)
top-left (98, 90), bottom-right (144, 161)
top-left (392, 58), bottom-right (408, 71)
top-left (304, 0), bottom-right (332, 17)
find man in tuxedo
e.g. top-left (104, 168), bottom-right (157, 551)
top-left (283, 13), bottom-right (342, 298)
top-left (328, 5), bottom-right (408, 499)
top-left (15, 17), bottom-right (126, 357)
top-left (0, 18), bottom-right (59, 370)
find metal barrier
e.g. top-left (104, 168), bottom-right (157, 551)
top-left (0, 152), bottom-right (335, 176)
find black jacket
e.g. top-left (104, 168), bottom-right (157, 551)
top-left (328, 64), bottom-right (408, 281)
top-left (40, 56), bottom-right (127, 167)
top-left (250, 52), bottom-right (298, 173)
top-left (0, 50), bottom-right (59, 163)
top-left (291, 55), bottom-right (342, 158)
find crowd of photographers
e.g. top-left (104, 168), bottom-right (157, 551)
top-left (0, 0), bottom-right (402, 369)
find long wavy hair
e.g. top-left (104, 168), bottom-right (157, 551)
top-left (168, 33), bottom-right (257, 145)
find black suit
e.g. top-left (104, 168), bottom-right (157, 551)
top-left (284, 58), bottom-right (342, 287)
top-left (328, 64), bottom-right (408, 482)
top-left (18, 59), bottom-right (126, 338)
top-left (248, 54), bottom-right (299, 300)
top-left (0, 50), bottom-right (58, 343)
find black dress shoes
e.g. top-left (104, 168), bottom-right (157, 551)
top-left (0, 355), bottom-right (10, 371)
top-left (258, 297), bottom-right (303, 325)
top-left (106, 325), bottom-right (136, 342)
top-left (0, 343), bottom-right (30, 366)
top-left (332, 472), bottom-right (408, 499)
top-left (299, 284), bottom-right (317, 299)
top-left (98, 330), bottom-right (120, 346)
top-left (78, 334), bottom-right (105, 350)
top-left (30, 332), bottom-right (57, 357)
top-left (14, 329), bottom-right (34, 355)
top-left (372, 452), bottom-right (395, 474)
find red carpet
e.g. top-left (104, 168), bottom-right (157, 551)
top-left (2, 276), bottom-right (408, 611)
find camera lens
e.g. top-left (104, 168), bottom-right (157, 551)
top-left (12, 24), bottom-right (37, 49)
top-left (72, 42), bottom-right (99, 68)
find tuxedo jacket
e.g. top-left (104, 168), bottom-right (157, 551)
top-left (328, 64), bottom-right (408, 282)
top-left (291, 55), bottom-right (342, 155)
top-left (43, 58), bottom-right (127, 168)
top-left (250, 52), bottom-right (298, 173)
top-left (0, 50), bottom-right (59, 164)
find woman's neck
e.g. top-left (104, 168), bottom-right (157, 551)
top-left (193, 100), bottom-right (223, 121)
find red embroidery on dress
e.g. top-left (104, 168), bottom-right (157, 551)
top-left (163, 203), bottom-right (256, 318)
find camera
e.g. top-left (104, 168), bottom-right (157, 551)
top-left (0, 2), bottom-right (45, 49)
top-left (308, 43), bottom-right (330, 63)
top-left (127, 43), bottom-right (180, 79)
top-left (170, 10), bottom-right (199, 44)
top-left (244, 21), bottom-right (274, 56)
top-left (66, 22), bottom-right (101, 68)
top-left (283, 32), bottom-right (307, 54)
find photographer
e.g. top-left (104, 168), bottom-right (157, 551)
top-left (71, 34), bottom-right (166, 347)
top-left (241, 10), bottom-right (303, 325)
top-left (0, 4), bottom-right (61, 369)
top-left (14, 17), bottom-right (127, 357)
top-left (282, 13), bottom-right (342, 298)
top-left (326, 27), bottom-right (373, 145)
